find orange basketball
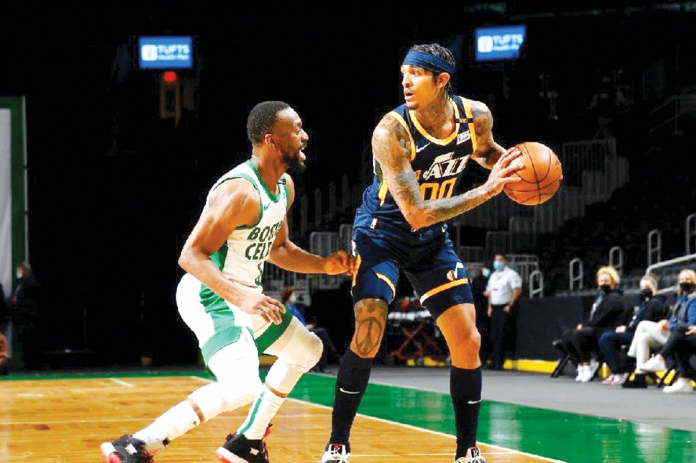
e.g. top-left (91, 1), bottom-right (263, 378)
top-left (503, 142), bottom-right (562, 206)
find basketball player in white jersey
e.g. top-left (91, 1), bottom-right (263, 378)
top-left (101, 101), bottom-right (354, 463)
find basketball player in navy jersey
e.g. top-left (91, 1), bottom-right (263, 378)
top-left (320, 44), bottom-right (524, 463)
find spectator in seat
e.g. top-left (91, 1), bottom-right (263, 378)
top-left (598, 274), bottom-right (668, 385)
top-left (632, 271), bottom-right (696, 392)
top-left (561, 266), bottom-right (625, 382)
top-left (623, 269), bottom-right (696, 388)
top-left (281, 287), bottom-right (339, 373)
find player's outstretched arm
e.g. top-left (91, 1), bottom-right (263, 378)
top-left (469, 100), bottom-right (507, 170)
top-left (268, 175), bottom-right (355, 276)
top-left (373, 115), bottom-right (523, 231)
top-left (178, 179), bottom-right (285, 325)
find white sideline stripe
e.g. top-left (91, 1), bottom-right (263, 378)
top-left (188, 376), bottom-right (567, 463)
top-left (284, 398), bottom-right (567, 463)
top-left (109, 378), bottom-right (135, 388)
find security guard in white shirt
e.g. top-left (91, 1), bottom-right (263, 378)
top-left (484, 255), bottom-right (522, 369)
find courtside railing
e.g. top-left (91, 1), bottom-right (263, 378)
top-left (648, 229), bottom-right (662, 267)
top-left (609, 246), bottom-right (624, 276)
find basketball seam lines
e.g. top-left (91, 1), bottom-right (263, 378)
top-left (540, 146), bottom-right (552, 183)
top-left (523, 144), bottom-right (542, 204)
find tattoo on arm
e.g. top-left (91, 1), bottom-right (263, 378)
top-left (421, 183), bottom-right (495, 225)
top-left (372, 116), bottom-right (423, 223)
top-left (471, 100), bottom-right (506, 168)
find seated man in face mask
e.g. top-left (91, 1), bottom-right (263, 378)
top-left (624, 269), bottom-right (696, 390)
top-left (598, 274), bottom-right (668, 385)
top-left (560, 266), bottom-right (625, 382)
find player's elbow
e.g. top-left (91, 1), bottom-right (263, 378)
top-left (178, 247), bottom-right (194, 273)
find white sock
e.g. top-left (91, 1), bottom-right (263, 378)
top-left (134, 401), bottom-right (200, 452)
top-left (237, 385), bottom-right (286, 440)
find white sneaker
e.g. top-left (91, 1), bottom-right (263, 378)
top-left (455, 447), bottom-right (487, 463)
top-left (601, 374), bottom-right (617, 385)
top-left (321, 444), bottom-right (350, 463)
top-left (575, 365), bottom-right (586, 381)
top-left (641, 355), bottom-right (667, 373)
top-left (581, 362), bottom-right (599, 382)
top-left (664, 378), bottom-right (694, 394)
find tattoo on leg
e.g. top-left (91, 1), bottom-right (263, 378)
top-left (352, 299), bottom-right (388, 357)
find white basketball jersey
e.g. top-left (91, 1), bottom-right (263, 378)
top-left (203, 160), bottom-right (288, 290)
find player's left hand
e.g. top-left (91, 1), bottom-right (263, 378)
top-left (323, 251), bottom-right (356, 276)
top-left (686, 325), bottom-right (696, 336)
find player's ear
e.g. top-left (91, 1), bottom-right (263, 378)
top-left (264, 133), bottom-right (277, 149)
top-left (436, 72), bottom-right (451, 90)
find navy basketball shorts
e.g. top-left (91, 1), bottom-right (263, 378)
top-left (350, 226), bottom-right (474, 320)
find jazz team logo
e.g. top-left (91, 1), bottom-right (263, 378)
top-left (422, 152), bottom-right (470, 181)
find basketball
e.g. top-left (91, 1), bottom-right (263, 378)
top-left (503, 142), bottom-right (563, 206)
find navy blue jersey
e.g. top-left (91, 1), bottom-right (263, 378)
top-left (354, 96), bottom-right (478, 244)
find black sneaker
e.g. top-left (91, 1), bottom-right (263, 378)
top-left (217, 426), bottom-right (271, 463)
top-left (100, 435), bottom-right (154, 463)
top-left (622, 373), bottom-right (648, 389)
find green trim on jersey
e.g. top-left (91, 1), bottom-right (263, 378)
top-left (200, 297), bottom-right (254, 365)
top-left (213, 173), bottom-right (264, 229)
top-left (245, 160), bottom-right (282, 203)
top-left (254, 308), bottom-right (294, 353)
top-left (200, 245), bottom-right (229, 307)
top-left (282, 176), bottom-right (290, 209)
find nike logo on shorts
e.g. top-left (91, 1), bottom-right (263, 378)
top-left (339, 388), bottom-right (361, 395)
top-left (468, 399), bottom-right (482, 404)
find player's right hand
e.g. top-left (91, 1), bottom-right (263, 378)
top-left (239, 293), bottom-right (286, 325)
top-left (482, 146), bottom-right (525, 197)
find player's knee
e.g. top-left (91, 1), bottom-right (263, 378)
top-left (451, 327), bottom-right (481, 354)
top-left (280, 329), bottom-right (323, 372)
top-left (304, 331), bottom-right (324, 369)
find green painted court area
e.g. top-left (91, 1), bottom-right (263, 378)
top-left (3, 370), bottom-right (694, 462)
top-left (288, 373), bottom-right (696, 463)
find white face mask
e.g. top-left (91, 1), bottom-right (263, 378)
top-left (16, 271), bottom-right (23, 279)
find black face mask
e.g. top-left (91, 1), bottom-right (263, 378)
top-left (680, 282), bottom-right (695, 294)
top-left (600, 284), bottom-right (612, 294)
top-left (640, 288), bottom-right (653, 301)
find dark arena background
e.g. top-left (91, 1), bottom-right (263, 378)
top-left (1, 3), bottom-right (695, 462)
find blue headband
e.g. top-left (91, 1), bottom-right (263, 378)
top-left (402, 50), bottom-right (455, 75)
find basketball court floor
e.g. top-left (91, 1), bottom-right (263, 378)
top-left (1, 367), bottom-right (694, 462)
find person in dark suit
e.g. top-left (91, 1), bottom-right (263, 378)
top-left (561, 266), bottom-right (625, 382)
top-left (11, 262), bottom-right (41, 370)
top-left (598, 274), bottom-right (668, 385)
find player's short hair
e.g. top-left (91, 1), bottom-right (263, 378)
top-left (597, 266), bottom-right (620, 286)
top-left (408, 43), bottom-right (455, 97)
top-left (247, 101), bottom-right (291, 146)
top-left (677, 269), bottom-right (696, 294)
top-left (640, 273), bottom-right (659, 291)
